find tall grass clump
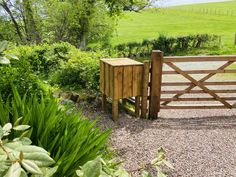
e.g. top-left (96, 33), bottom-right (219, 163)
top-left (0, 87), bottom-right (111, 177)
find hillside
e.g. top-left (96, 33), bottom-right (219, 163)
top-left (112, 0), bottom-right (236, 47)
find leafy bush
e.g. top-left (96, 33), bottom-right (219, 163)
top-left (51, 50), bottom-right (107, 91)
top-left (0, 87), bottom-right (111, 177)
top-left (112, 34), bottom-right (221, 57)
top-left (10, 42), bottom-right (109, 92)
top-left (12, 42), bottom-right (72, 76)
top-left (0, 40), bottom-right (18, 64)
top-left (0, 121), bottom-right (57, 177)
top-left (0, 41), bottom-right (47, 102)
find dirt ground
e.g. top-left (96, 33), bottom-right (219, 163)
top-left (85, 106), bottom-right (236, 177)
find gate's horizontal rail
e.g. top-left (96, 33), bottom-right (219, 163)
top-left (161, 97), bottom-right (236, 102)
top-left (162, 90), bottom-right (236, 94)
top-left (162, 81), bottom-right (236, 86)
top-left (164, 56), bottom-right (236, 62)
top-left (163, 69), bottom-right (236, 74)
top-left (161, 104), bottom-right (227, 109)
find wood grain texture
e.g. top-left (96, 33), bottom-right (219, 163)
top-left (141, 61), bottom-right (150, 119)
top-left (164, 55), bottom-right (236, 62)
top-left (133, 66), bottom-right (143, 96)
top-left (104, 63), bottom-right (110, 96)
top-left (135, 96), bottom-right (141, 117)
top-left (162, 81), bottom-right (236, 86)
top-left (113, 67), bottom-right (123, 99)
top-left (161, 97), bottom-right (236, 102)
top-left (112, 100), bottom-right (119, 121)
top-left (100, 61), bottom-right (104, 93)
top-left (149, 50), bottom-right (163, 119)
top-left (161, 90), bottom-right (236, 94)
top-left (163, 69), bottom-right (236, 74)
top-left (122, 66), bottom-right (133, 98)
top-left (161, 105), bottom-right (227, 109)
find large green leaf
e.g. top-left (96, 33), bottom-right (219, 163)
top-left (15, 145), bottom-right (48, 154)
top-left (0, 56), bottom-right (10, 64)
top-left (21, 159), bottom-right (42, 175)
top-left (5, 162), bottom-right (21, 177)
top-left (0, 41), bottom-right (8, 53)
top-left (80, 157), bottom-right (102, 177)
top-left (23, 152), bottom-right (55, 167)
top-left (13, 125), bottom-right (30, 131)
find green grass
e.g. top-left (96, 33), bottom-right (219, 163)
top-left (112, 0), bottom-right (236, 52)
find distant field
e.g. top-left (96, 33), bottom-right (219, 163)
top-left (112, 0), bottom-right (236, 47)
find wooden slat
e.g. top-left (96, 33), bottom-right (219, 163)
top-left (141, 61), bottom-right (150, 119)
top-left (161, 104), bottom-right (227, 109)
top-left (109, 66), bottom-right (114, 98)
top-left (162, 90), bottom-right (236, 94)
top-left (161, 61), bottom-right (234, 105)
top-left (162, 81), bottom-right (236, 86)
top-left (133, 66), bottom-right (143, 96)
top-left (113, 67), bottom-right (123, 100)
top-left (166, 62), bottom-right (232, 108)
top-left (163, 69), bottom-right (236, 74)
top-left (161, 97), bottom-right (236, 102)
top-left (149, 50), bottom-right (163, 119)
top-left (104, 63), bottom-right (110, 96)
top-left (122, 66), bottom-right (133, 98)
top-left (100, 61), bottom-right (105, 93)
top-left (164, 55), bottom-right (236, 62)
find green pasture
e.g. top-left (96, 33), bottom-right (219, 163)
top-left (112, 0), bottom-right (236, 48)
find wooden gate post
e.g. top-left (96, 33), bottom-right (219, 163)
top-left (149, 50), bottom-right (164, 119)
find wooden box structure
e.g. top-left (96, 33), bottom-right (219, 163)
top-left (100, 58), bottom-right (143, 120)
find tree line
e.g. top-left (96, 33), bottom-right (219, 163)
top-left (0, 0), bottom-right (148, 48)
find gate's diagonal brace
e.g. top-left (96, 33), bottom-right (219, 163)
top-left (162, 61), bottom-right (234, 106)
top-left (165, 62), bottom-right (232, 109)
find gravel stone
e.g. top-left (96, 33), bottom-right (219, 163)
top-left (87, 108), bottom-right (236, 177)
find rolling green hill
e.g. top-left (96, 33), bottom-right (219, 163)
top-left (112, 0), bottom-right (236, 48)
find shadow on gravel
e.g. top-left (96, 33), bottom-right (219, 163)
top-left (155, 115), bottom-right (236, 130)
top-left (106, 114), bottom-right (236, 134)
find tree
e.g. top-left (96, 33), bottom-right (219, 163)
top-left (0, 0), bottom-right (42, 44)
top-left (0, 0), bottom-right (148, 47)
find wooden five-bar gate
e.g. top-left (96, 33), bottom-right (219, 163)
top-left (139, 50), bottom-right (236, 119)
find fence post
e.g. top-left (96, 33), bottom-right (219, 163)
top-left (141, 61), bottom-right (150, 118)
top-left (149, 50), bottom-right (163, 119)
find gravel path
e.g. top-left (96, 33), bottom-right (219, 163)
top-left (84, 105), bottom-right (236, 177)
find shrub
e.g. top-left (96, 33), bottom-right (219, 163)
top-left (11, 42), bottom-right (73, 76)
top-left (0, 87), bottom-right (111, 177)
top-left (51, 50), bottom-right (106, 91)
top-left (0, 41), bottom-right (47, 102)
top-left (111, 34), bottom-right (221, 57)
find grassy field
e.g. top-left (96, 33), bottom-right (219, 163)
top-left (112, 0), bottom-right (236, 50)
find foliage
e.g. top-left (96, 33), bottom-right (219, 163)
top-left (112, 34), bottom-right (220, 57)
top-left (12, 42), bottom-right (72, 76)
top-left (0, 40), bottom-right (18, 64)
top-left (0, 121), bottom-right (57, 177)
top-left (0, 87), bottom-right (112, 177)
top-left (0, 0), bottom-right (147, 47)
top-left (50, 48), bottom-right (110, 91)
top-left (76, 147), bottom-right (174, 177)
top-left (0, 40), bottom-right (47, 102)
